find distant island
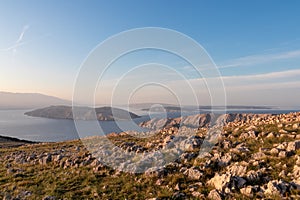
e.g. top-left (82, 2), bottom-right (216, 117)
top-left (141, 105), bottom-right (272, 112)
top-left (25, 105), bottom-right (140, 121)
top-left (141, 106), bottom-right (188, 112)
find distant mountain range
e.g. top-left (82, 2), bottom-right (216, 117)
top-left (0, 91), bottom-right (70, 109)
top-left (25, 105), bottom-right (140, 121)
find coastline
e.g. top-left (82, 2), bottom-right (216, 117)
top-left (0, 135), bottom-right (38, 148)
top-left (1, 110), bottom-right (300, 143)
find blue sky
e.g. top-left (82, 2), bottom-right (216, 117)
top-left (1, 1), bottom-right (300, 106)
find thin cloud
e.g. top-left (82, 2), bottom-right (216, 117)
top-left (219, 50), bottom-right (300, 69)
top-left (0, 25), bottom-right (30, 53)
top-left (0, 41), bottom-right (28, 51)
top-left (221, 69), bottom-right (300, 81)
top-left (169, 69), bottom-right (300, 91)
top-left (16, 25), bottom-right (29, 44)
top-left (185, 69), bottom-right (300, 82)
top-left (227, 80), bottom-right (300, 91)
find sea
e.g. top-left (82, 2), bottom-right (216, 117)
top-left (0, 108), bottom-right (299, 142)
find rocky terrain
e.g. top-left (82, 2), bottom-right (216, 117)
top-left (1, 112), bottom-right (300, 199)
top-left (25, 106), bottom-right (140, 121)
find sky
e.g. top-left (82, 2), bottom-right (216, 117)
top-left (0, 0), bottom-right (300, 107)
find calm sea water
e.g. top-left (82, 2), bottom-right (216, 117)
top-left (0, 110), bottom-right (150, 142)
top-left (0, 109), bottom-right (299, 142)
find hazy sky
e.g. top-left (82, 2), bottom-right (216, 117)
top-left (1, 1), bottom-right (300, 106)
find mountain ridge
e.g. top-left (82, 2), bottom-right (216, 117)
top-left (0, 91), bottom-right (70, 109)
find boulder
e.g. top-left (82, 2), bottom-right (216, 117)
top-left (233, 176), bottom-right (246, 189)
top-left (180, 136), bottom-right (202, 151)
top-left (208, 173), bottom-right (231, 191)
top-left (287, 141), bottom-right (300, 152)
top-left (246, 170), bottom-right (261, 183)
top-left (278, 150), bottom-right (290, 158)
top-left (227, 164), bottom-right (247, 176)
top-left (183, 168), bottom-right (203, 180)
top-left (263, 180), bottom-right (289, 196)
top-left (264, 181), bottom-right (281, 196)
top-left (240, 186), bottom-right (254, 197)
top-left (198, 114), bottom-right (211, 127)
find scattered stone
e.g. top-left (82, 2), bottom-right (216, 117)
top-left (222, 140), bottom-right (232, 149)
top-left (42, 196), bottom-right (56, 200)
top-left (240, 131), bottom-right (256, 139)
top-left (293, 165), bottom-right (300, 178)
top-left (144, 167), bottom-right (166, 177)
top-left (278, 150), bottom-right (288, 158)
top-left (270, 148), bottom-right (279, 155)
top-left (296, 156), bottom-right (300, 165)
top-left (252, 152), bottom-right (266, 160)
top-left (218, 153), bottom-right (232, 167)
top-left (263, 180), bottom-right (290, 197)
top-left (287, 141), bottom-right (300, 152)
top-left (191, 191), bottom-right (203, 198)
top-left (172, 192), bottom-right (186, 199)
top-left (279, 170), bottom-right (286, 178)
top-left (155, 179), bottom-right (163, 186)
top-left (293, 123), bottom-right (299, 130)
top-left (266, 132), bottom-right (276, 138)
top-left (39, 154), bottom-right (52, 165)
top-left (174, 183), bottom-right (180, 191)
top-left (208, 189), bottom-right (223, 200)
top-left (240, 186), bottom-right (255, 197)
top-left (227, 164), bottom-right (247, 176)
top-left (279, 129), bottom-right (288, 134)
